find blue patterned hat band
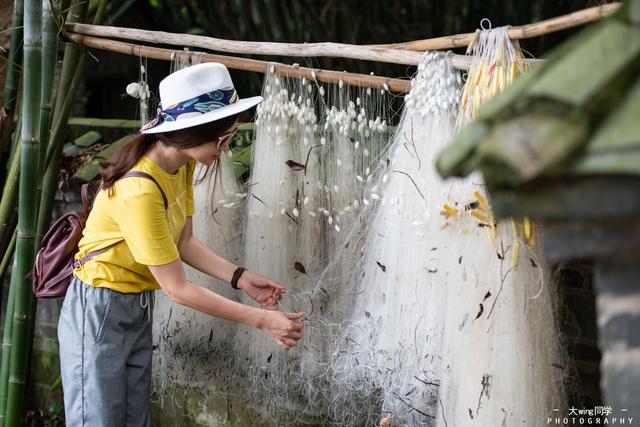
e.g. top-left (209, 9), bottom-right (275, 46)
top-left (141, 87), bottom-right (239, 132)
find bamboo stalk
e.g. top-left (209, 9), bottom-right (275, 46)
top-left (49, 37), bottom-right (80, 128)
top-left (0, 231), bottom-right (17, 291)
top-left (39, 0), bottom-right (98, 244)
top-left (377, 3), bottom-right (621, 51)
top-left (67, 34), bottom-right (413, 92)
top-left (0, 115), bottom-right (21, 263)
top-left (0, 266), bottom-right (16, 427)
top-left (43, 47), bottom-right (82, 168)
top-left (4, 0), bottom-right (42, 423)
top-left (38, 0), bottom-right (62, 175)
top-left (66, 22), bottom-right (427, 65)
top-left (6, 114), bottom-right (22, 172)
top-left (0, 143), bottom-right (21, 263)
top-left (0, 0), bottom-right (24, 190)
top-left (38, 55), bottom-right (83, 241)
top-left (0, 133), bottom-right (20, 427)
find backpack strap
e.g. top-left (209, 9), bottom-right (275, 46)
top-left (74, 171), bottom-right (169, 269)
top-left (81, 183), bottom-right (91, 215)
top-left (73, 240), bottom-right (121, 269)
top-left (121, 171), bottom-right (168, 209)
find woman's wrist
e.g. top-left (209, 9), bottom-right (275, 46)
top-left (231, 266), bottom-right (247, 289)
top-left (250, 306), bottom-right (266, 330)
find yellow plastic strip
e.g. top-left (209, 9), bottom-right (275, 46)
top-left (523, 216), bottom-right (531, 240)
top-left (442, 204), bottom-right (459, 217)
top-left (470, 210), bottom-right (490, 224)
top-left (473, 191), bottom-right (488, 211)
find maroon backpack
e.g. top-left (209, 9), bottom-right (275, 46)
top-left (30, 171), bottom-right (168, 298)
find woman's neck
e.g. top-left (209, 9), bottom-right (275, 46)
top-left (146, 140), bottom-right (189, 174)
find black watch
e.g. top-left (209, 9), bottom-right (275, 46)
top-left (231, 267), bottom-right (247, 290)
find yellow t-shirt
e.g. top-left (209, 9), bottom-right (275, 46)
top-left (73, 156), bottom-right (195, 293)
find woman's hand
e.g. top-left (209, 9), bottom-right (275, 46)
top-left (259, 310), bottom-right (304, 349)
top-left (237, 270), bottom-right (285, 310)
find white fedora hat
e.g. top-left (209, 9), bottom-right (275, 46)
top-left (141, 62), bottom-right (262, 134)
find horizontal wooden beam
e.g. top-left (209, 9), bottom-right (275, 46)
top-left (66, 22), bottom-right (426, 66)
top-left (377, 3), bottom-right (621, 51)
top-left (64, 3), bottom-right (616, 66)
top-left (67, 34), bottom-right (413, 93)
top-left (67, 23), bottom-right (508, 69)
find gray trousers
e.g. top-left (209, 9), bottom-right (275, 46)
top-left (58, 276), bottom-right (154, 427)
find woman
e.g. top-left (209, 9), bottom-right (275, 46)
top-left (58, 63), bottom-right (304, 426)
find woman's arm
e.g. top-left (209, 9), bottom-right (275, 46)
top-left (177, 217), bottom-right (285, 309)
top-left (177, 217), bottom-right (237, 283)
top-left (148, 259), bottom-right (304, 349)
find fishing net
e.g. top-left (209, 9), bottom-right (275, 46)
top-left (151, 31), bottom-right (568, 425)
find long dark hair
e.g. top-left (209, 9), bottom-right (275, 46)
top-left (99, 114), bottom-right (240, 194)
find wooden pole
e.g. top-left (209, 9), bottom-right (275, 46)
top-left (67, 33), bottom-right (414, 93)
top-left (378, 3), bottom-right (621, 51)
top-left (66, 22), bottom-right (426, 66)
top-left (66, 3), bottom-right (619, 61)
top-left (65, 24), bottom-right (540, 70)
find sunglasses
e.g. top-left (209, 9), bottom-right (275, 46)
top-left (216, 126), bottom-right (239, 149)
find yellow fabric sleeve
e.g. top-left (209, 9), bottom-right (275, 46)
top-left (117, 181), bottom-right (180, 266)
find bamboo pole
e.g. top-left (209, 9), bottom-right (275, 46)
top-left (43, 45), bottom-right (82, 168)
top-left (0, 234), bottom-right (16, 417)
top-left (0, 0), bottom-right (24, 190)
top-left (67, 34), bottom-right (413, 93)
top-left (66, 22), bottom-right (427, 66)
top-left (377, 3), bottom-right (621, 51)
top-left (0, 268), bottom-right (16, 427)
top-left (6, 116), bottom-right (21, 173)
top-left (0, 112), bottom-right (22, 258)
top-left (39, 59), bottom-right (84, 211)
top-left (4, 0), bottom-right (42, 423)
top-left (0, 135), bottom-right (20, 427)
top-left (38, 0), bottom-right (62, 176)
top-left (0, 232), bottom-right (17, 292)
top-left (0, 143), bottom-right (21, 258)
top-left (39, 0), bottom-right (99, 244)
